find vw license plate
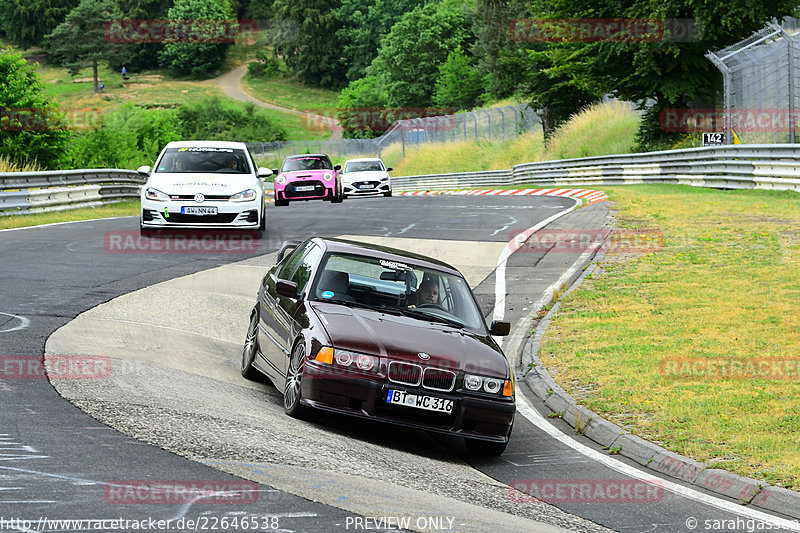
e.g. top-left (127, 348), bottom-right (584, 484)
top-left (386, 389), bottom-right (453, 413)
top-left (181, 206), bottom-right (217, 215)
top-left (294, 185), bottom-right (315, 192)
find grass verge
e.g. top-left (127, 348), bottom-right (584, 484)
top-left (389, 100), bottom-right (640, 176)
top-left (538, 185), bottom-right (800, 490)
top-left (0, 200), bottom-right (139, 230)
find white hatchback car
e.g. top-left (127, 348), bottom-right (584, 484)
top-left (340, 157), bottom-right (392, 198)
top-left (138, 141), bottom-right (272, 234)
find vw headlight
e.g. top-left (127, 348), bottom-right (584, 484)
top-left (144, 187), bottom-right (169, 201)
top-left (230, 189), bottom-right (257, 202)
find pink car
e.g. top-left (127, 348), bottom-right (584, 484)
top-left (273, 154), bottom-right (343, 206)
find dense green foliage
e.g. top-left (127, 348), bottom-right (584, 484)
top-left (335, 76), bottom-right (389, 139)
top-left (45, 0), bottom-right (124, 93)
top-left (247, 48), bottom-right (284, 79)
top-left (176, 97), bottom-right (286, 142)
top-left (333, 0), bottom-right (426, 82)
top-left (433, 46), bottom-right (483, 110)
top-left (0, 49), bottom-right (71, 168)
top-left (66, 103), bottom-right (181, 169)
top-left (114, 0), bottom-right (173, 71)
top-left (66, 97), bottom-right (287, 169)
top-left (0, 0), bottom-right (78, 49)
top-left (369, 1), bottom-right (471, 108)
top-left (158, 0), bottom-right (235, 77)
top-left (531, 0), bottom-right (798, 148)
top-left (269, 0), bottom-right (346, 87)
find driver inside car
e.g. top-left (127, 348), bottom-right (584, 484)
top-left (415, 279), bottom-right (439, 305)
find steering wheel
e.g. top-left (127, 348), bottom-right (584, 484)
top-left (416, 303), bottom-right (446, 311)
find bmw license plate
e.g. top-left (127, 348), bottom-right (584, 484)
top-left (386, 389), bottom-right (453, 414)
top-left (181, 206), bottom-right (217, 215)
top-left (295, 185), bottom-right (315, 192)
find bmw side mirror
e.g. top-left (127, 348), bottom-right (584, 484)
top-left (334, 164), bottom-right (341, 171)
top-left (277, 240), bottom-right (302, 263)
top-left (490, 320), bottom-right (511, 336)
top-left (276, 279), bottom-right (298, 299)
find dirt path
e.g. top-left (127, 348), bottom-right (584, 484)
top-left (217, 65), bottom-right (342, 141)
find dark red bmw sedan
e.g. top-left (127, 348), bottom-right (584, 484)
top-left (241, 237), bottom-right (515, 455)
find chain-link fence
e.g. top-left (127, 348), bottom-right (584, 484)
top-left (247, 103), bottom-right (539, 165)
top-left (706, 18), bottom-right (800, 144)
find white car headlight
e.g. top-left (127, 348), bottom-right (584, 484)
top-left (229, 189), bottom-right (257, 202)
top-left (323, 172), bottom-right (333, 182)
top-left (144, 187), bottom-right (169, 201)
top-left (276, 174), bottom-right (286, 184)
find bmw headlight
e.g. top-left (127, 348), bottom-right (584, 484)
top-left (332, 349), bottom-right (378, 373)
top-left (276, 174), bottom-right (286, 185)
top-left (323, 172), bottom-right (333, 182)
top-left (229, 189), bottom-right (257, 202)
top-left (463, 373), bottom-right (512, 396)
top-left (144, 187), bottom-right (169, 201)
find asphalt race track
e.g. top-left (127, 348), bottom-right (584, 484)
top-left (2, 195), bottom-right (799, 533)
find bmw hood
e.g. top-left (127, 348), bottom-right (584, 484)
top-left (144, 173), bottom-right (257, 195)
top-left (309, 302), bottom-right (509, 377)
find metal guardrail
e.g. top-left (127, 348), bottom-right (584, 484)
top-left (3, 145), bottom-right (800, 215)
top-left (392, 144), bottom-right (800, 192)
top-left (0, 169), bottom-right (143, 215)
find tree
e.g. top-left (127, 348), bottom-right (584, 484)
top-left (335, 75), bottom-right (389, 138)
top-left (0, 49), bottom-right (71, 168)
top-left (533, 0), bottom-right (799, 148)
top-left (0, 0), bottom-right (78, 49)
top-left (269, 0), bottom-right (346, 87)
top-left (158, 0), bottom-right (236, 77)
top-left (333, 0), bottom-right (425, 82)
top-left (45, 0), bottom-right (124, 94)
top-left (114, 0), bottom-right (173, 70)
top-left (471, 0), bottom-right (532, 100)
top-left (369, 1), bottom-right (473, 108)
top-left (434, 46), bottom-right (484, 110)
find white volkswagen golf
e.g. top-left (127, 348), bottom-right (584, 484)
top-left (138, 141), bottom-right (272, 235)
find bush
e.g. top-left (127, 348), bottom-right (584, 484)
top-left (247, 48), bottom-right (284, 78)
top-left (433, 46), bottom-right (483, 111)
top-left (176, 97), bottom-right (286, 142)
top-left (0, 48), bottom-right (71, 169)
top-left (336, 76), bottom-right (389, 139)
top-left (66, 103), bottom-right (182, 169)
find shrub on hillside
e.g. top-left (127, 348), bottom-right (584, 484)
top-left (176, 97), bottom-right (286, 142)
top-left (433, 46), bottom-right (483, 111)
top-left (247, 48), bottom-right (284, 78)
top-left (0, 48), bottom-right (71, 169)
top-left (66, 104), bottom-right (182, 169)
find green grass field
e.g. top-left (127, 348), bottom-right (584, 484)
top-left (539, 185), bottom-right (800, 490)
